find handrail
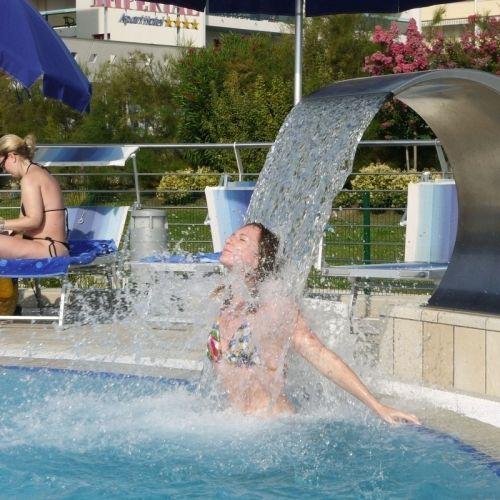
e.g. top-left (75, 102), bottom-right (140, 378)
top-left (37, 139), bottom-right (440, 148)
top-left (0, 140), bottom-right (447, 209)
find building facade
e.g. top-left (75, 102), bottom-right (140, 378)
top-left (31, 1), bottom-right (289, 70)
top-left (31, 1), bottom-right (424, 72)
top-left (420, 1), bottom-right (499, 38)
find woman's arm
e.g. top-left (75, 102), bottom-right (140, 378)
top-left (292, 312), bottom-right (420, 425)
top-left (2, 179), bottom-right (44, 233)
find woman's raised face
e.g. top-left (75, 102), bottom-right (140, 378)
top-left (220, 225), bottom-right (261, 271)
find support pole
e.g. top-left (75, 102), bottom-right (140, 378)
top-left (362, 191), bottom-right (371, 264)
top-left (233, 142), bottom-right (244, 182)
top-left (294, 0), bottom-right (303, 105)
top-left (435, 143), bottom-right (449, 176)
top-left (131, 154), bottom-right (141, 209)
top-left (104, 6), bottom-right (109, 39)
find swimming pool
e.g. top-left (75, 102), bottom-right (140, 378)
top-left (0, 367), bottom-right (498, 498)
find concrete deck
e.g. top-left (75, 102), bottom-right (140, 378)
top-left (0, 322), bottom-right (206, 381)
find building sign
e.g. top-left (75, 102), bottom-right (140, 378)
top-left (119, 14), bottom-right (199, 29)
top-left (91, 1), bottom-right (200, 16)
top-left (79, 0), bottom-right (205, 47)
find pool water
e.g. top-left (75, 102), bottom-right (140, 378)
top-left (0, 367), bottom-right (498, 498)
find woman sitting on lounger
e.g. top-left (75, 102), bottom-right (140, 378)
top-left (207, 222), bottom-right (420, 424)
top-left (0, 134), bottom-right (69, 258)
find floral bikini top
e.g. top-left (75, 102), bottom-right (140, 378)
top-left (207, 319), bottom-right (261, 367)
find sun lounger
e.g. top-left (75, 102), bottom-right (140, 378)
top-left (321, 261), bottom-right (448, 281)
top-left (320, 179), bottom-right (457, 290)
top-left (0, 206), bottom-right (129, 325)
top-left (136, 251), bottom-right (222, 274)
top-left (130, 180), bottom-right (255, 279)
top-left (205, 181), bottom-right (255, 252)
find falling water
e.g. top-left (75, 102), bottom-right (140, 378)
top-left (247, 94), bottom-right (386, 294)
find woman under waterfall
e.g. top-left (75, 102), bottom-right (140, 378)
top-left (207, 222), bottom-right (420, 424)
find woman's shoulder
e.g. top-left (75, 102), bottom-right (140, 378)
top-left (30, 165), bottom-right (59, 188)
top-left (22, 163), bottom-right (45, 180)
top-left (20, 172), bottom-right (39, 188)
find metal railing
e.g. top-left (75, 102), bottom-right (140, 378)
top-left (0, 140), bottom-right (449, 293)
top-left (40, 8), bottom-right (77, 29)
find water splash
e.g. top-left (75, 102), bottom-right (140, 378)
top-left (0, 368), bottom-right (498, 499)
top-left (247, 94), bottom-right (385, 295)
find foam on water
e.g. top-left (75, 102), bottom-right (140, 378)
top-left (0, 368), bottom-right (498, 498)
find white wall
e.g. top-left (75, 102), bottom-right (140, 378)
top-left (62, 36), bottom-right (181, 71)
top-left (75, 0), bottom-right (206, 47)
top-left (420, 0), bottom-right (499, 21)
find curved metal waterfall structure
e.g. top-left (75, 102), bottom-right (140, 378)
top-left (308, 70), bottom-right (500, 315)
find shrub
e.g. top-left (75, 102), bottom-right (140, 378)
top-left (156, 167), bottom-right (220, 204)
top-left (349, 163), bottom-right (420, 208)
top-left (363, 16), bottom-right (499, 141)
top-left (333, 189), bottom-right (357, 208)
top-left (171, 34), bottom-right (294, 172)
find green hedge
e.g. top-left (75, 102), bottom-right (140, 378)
top-left (336, 163), bottom-right (421, 209)
top-left (156, 167), bottom-right (220, 204)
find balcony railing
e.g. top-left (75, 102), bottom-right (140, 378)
top-left (39, 8), bottom-right (77, 29)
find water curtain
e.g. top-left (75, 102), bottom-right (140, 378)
top-left (247, 94), bottom-right (385, 294)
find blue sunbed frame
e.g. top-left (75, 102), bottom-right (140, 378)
top-left (0, 206), bottom-right (129, 326)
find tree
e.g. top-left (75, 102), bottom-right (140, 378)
top-left (71, 52), bottom-right (176, 144)
top-left (443, 15), bottom-right (499, 74)
top-left (302, 14), bottom-right (377, 95)
top-left (171, 18), bottom-right (380, 173)
top-left (0, 74), bottom-right (82, 143)
top-left (69, 52), bottom-right (179, 197)
top-left (170, 33), bottom-right (294, 173)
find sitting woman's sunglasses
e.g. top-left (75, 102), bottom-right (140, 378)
top-left (0, 156), bottom-right (7, 172)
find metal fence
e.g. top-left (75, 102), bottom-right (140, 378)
top-left (0, 140), bottom-right (450, 294)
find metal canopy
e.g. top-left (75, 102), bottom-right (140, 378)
top-left (34, 146), bottom-right (139, 167)
top-left (308, 69), bottom-right (500, 315)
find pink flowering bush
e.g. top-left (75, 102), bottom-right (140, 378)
top-left (364, 16), bottom-right (499, 139)
top-left (448, 15), bottom-right (499, 73)
top-left (365, 20), bottom-right (430, 75)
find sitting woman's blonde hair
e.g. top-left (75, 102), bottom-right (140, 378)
top-left (0, 134), bottom-right (36, 161)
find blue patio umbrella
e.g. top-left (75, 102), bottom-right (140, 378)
top-left (0, 0), bottom-right (91, 112)
top-left (168, 1), bottom-right (458, 16)
top-left (162, 0), bottom-right (459, 103)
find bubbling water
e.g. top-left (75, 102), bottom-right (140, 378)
top-left (247, 94), bottom-right (385, 296)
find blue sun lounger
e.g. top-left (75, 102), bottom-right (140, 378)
top-left (205, 181), bottom-right (255, 253)
top-left (0, 206), bottom-right (129, 325)
top-left (319, 179), bottom-right (457, 290)
top-left (137, 251), bottom-right (221, 274)
top-left (129, 181), bottom-right (255, 280)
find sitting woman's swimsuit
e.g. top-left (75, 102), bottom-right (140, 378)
top-left (207, 319), bottom-right (261, 367)
top-left (20, 162), bottom-right (70, 257)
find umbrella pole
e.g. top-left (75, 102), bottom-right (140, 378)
top-left (294, 0), bottom-right (304, 105)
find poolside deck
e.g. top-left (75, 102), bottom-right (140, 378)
top-left (0, 321), bottom-right (205, 381)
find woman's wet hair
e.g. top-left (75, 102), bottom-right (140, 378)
top-left (246, 222), bottom-right (280, 282)
top-left (0, 134), bottom-right (36, 161)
